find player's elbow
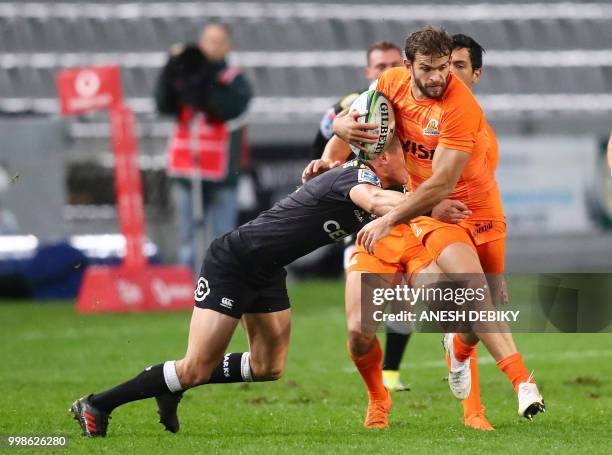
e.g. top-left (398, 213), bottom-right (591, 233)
top-left (362, 197), bottom-right (377, 215)
top-left (430, 173), bottom-right (457, 201)
top-left (364, 192), bottom-right (386, 216)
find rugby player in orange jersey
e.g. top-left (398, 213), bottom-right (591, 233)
top-left (302, 33), bottom-right (500, 430)
top-left (307, 41), bottom-right (415, 395)
top-left (351, 26), bottom-right (545, 422)
top-left (306, 145), bottom-right (470, 430)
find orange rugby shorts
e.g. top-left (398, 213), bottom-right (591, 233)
top-left (347, 225), bottom-right (433, 274)
top-left (412, 217), bottom-right (506, 274)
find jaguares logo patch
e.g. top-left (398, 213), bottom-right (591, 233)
top-left (423, 119), bottom-right (440, 136)
top-left (358, 169), bottom-right (381, 187)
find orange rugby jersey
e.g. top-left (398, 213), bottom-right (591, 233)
top-left (484, 120), bottom-right (499, 173)
top-left (377, 67), bottom-right (503, 221)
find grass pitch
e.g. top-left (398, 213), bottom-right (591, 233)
top-left (1, 280), bottom-right (611, 454)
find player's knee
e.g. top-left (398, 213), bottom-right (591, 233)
top-left (348, 329), bottom-right (375, 356)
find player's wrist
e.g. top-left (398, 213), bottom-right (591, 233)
top-left (331, 119), bottom-right (352, 141)
top-left (320, 157), bottom-right (342, 168)
top-left (383, 211), bottom-right (400, 228)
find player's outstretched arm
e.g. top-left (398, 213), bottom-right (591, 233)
top-left (302, 135), bottom-right (352, 183)
top-left (349, 184), bottom-right (407, 216)
top-left (349, 183), bottom-right (471, 222)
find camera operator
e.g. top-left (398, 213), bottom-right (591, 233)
top-left (155, 23), bottom-right (252, 270)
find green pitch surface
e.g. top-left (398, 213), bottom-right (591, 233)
top-left (1, 280), bottom-right (611, 454)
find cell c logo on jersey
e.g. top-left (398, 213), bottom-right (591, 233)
top-left (74, 70), bottom-right (101, 98)
top-left (324, 219), bottom-right (348, 242)
top-left (194, 277), bottom-right (211, 302)
top-left (423, 119), bottom-right (440, 136)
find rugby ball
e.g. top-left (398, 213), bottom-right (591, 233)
top-left (348, 90), bottom-right (395, 160)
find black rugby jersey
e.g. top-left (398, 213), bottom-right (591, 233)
top-left (232, 159), bottom-right (381, 268)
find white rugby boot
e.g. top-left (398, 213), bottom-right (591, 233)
top-left (518, 377), bottom-right (546, 420)
top-left (443, 333), bottom-right (471, 400)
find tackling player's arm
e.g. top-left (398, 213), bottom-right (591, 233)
top-left (349, 181), bottom-right (472, 220)
top-left (322, 134), bottom-right (352, 164)
top-left (348, 184), bottom-right (407, 217)
top-left (302, 102), bottom-right (381, 183)
top-left (302, 131), bottom-right (407, 184)
top-left (356, 147), bottom-right (470, 253)
top-left (302, 135), bottom-right (352, 183)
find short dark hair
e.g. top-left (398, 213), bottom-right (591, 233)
top-left (366, 41), bottom-right (402, 64)
top-left (452, 33), bottom-right (485, 70)
top-left (404, 26), bottom-right (453, 62)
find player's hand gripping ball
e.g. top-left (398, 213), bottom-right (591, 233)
top-left (349, 90), bottom-right (395, 160)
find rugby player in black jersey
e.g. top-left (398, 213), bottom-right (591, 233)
top-left (69, 140), bottom-right (411, 436)
top-left (69, 135), bottom-right (466, 437)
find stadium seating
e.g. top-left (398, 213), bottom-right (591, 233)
top-left (1, 2), bottom-right (611, 139)
top-left (2, 2), bottom-right (611, 272)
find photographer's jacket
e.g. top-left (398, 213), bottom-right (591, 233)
top-left (155, 45), bottom-right (252, 185)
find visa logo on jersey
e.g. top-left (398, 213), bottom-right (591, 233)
top-left (403, 140), bottom-right (436, 160)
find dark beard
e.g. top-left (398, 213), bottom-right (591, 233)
top-left (414, 77), bottom-right (446, 100)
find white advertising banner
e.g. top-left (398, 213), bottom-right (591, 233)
top-left (496, 135), bottom-right (598, 234)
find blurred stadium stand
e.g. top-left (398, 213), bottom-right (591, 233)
top-left (1, 1), bottom-right (612, 272)
top-left (1, 2), bottom-right (612, 136)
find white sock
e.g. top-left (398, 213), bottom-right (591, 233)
top-left (163, 360), bottom-right (184, 393)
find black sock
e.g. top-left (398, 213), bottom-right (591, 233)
top-left (383, 332), bottom-right (411, 371)
top-left (89, 363), bottom-right (171, 413)
top-left (208, 352), bottom-right (253, 383)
